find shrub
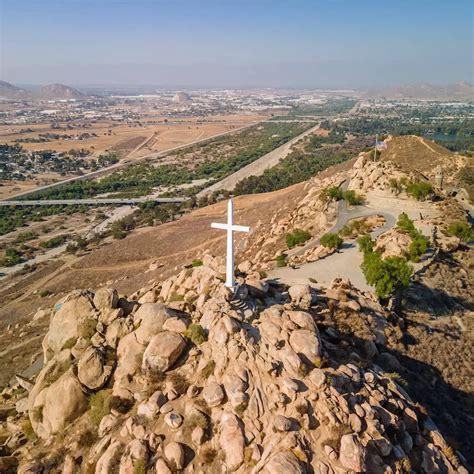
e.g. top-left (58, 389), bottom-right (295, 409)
top-left (113, 230), bottom-right (127, 239)
top-left (359, 239), bottom-right (412, 299)
top-left (201, 360), bottom-right (216, 379)
top-left (406, 181), bottom-right (433, 200)
top-left (39, 290), bottom-right (52, 298)
top-left (39, 235), bottom-right (67, 249)
top-left (342, 190), bottom-right (363, 205)
top-left (168, 372), bottom-right (190, 395)
top-left (275, 254), bottom-right (287, 267)
top-left (88, 389), bottom-right (112, 426)
top-left (397, 212), bottom-right (416, 233)
top-left (80, 319), bottom-right (98, 339)
top-left (191, 258), bottom-right (203, 267)
top-left (365, 254), bottom-right (412, 299)
top-left (397, 213), bottom-right (429, 261)
top-left (169, 292), bottom-right (184, 302)
top-left (448, 221), bottom-right (474, 242)
top-left (234, 402), bottom-right (248, 416)
top-left (326, 186), bottom-right (344, 201)
top-left (286, 228), bottom-right (311, 249)
top-left (185, 324), bottom-right (207, 345)
top-left (409, 234), bottom-right (429, 262)
top-left (320, 232), bottom-right (343, 249)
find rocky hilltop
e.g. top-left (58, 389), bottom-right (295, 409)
top-left (0, 136), bottom-right (472, 473)
top-left (0, 255), bottom-right (467, 473)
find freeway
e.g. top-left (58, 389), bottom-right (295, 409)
top-left (0, 197), bottom-right (188, 207)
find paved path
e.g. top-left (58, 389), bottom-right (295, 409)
top-left (0, 197), bottom-right (188, 207)
top-left (269, 181), bottom-right (399, 291)
top-left (197, 122), bottom-right (321, 197)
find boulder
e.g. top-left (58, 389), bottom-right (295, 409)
top-left (219, 412), bottom-right (245, 471)
top-left (262, 452), bottom-right (304, 474)
top-left (274, 414), bottom-right (292, 432)
top-left (115, 332), bottom-right (146, 380)
top-left (93, 287), bottom-right (118, 311)
top-left (43, 291), bottom-right (97, 360)
top-left (155, 458), bottom-right (172, 474)
top-left (289, 329), bottom-right (322, 365)
top-left (77, 347), bottom-right (113, 390)
top-left (134, 303), bottom-right (176, 345)
top-left (202, 380), bottom-right (225, 407)
top-left (164, 442), bottom-right (185, 470)
top-left (96, 441), bottom-right (123, 474)
top-left (142, 332), bottom-right (186, 373)
top-left (33, 371), bottom-right (88, 439)
top-left (339, 434), bottom-right (367, 472)
top-left (288, 284), bottom-right (313, 309)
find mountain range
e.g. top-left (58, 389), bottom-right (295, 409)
top-left (364, 81), bottom-right (473, 100)
top-left (0, 80), bottom-right (85, 101)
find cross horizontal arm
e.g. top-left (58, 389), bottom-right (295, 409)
top-left (211, 223), bottom-right (227, 230)
top-left (232, 225), bottom-right (250, 233)
top-left (211, 223), bottom-right (250, 233)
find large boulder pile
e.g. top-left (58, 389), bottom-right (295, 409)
top-left (0, 257), bottom-right (467, 473)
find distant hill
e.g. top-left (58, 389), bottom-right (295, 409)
top-left (30, 83), bottom-right (85, 101)
top-left (0, 80), bottom-right (86, 100)
top-left (364, 81), bottom-right (474, 101)
top-left (0, 80), bottom-right (25, 99)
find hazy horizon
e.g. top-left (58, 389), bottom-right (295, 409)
top-left (1, 0), bottom-right (473, 89)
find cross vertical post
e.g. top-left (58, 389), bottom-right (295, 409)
top-left (211, 199), bottom-right (250, 289)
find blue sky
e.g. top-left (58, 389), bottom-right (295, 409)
top-left (1, 0), bottom-right (472, 88)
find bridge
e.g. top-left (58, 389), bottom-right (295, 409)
top-left (0, 197), bottom-right (189, 207)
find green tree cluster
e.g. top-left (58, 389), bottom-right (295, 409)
top-left (357, 235), bottom-right (412, 299)
top-left (396, 213), bottom-right (429, 262)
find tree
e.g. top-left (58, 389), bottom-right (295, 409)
top-left (357, 234), bottom-right (374, 254)
top-left (320, 232), bottom-right (343, 249)
top-left (358, 236), bottom-right (413, 299)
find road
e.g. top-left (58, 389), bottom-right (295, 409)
top-left (0, 197), bottom-right (188, 207)
top-left (1, 119), bottom-right (266, 202)
top-left (269, 180), bottom-right (399, 291)
top-left (197, 122), bottom-right (321, 197)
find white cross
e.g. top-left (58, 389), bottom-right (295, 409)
top-left (211, 199), bottom-right (250, 289)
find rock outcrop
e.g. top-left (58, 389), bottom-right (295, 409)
top-left (0, 256), bottom-right (466, 473)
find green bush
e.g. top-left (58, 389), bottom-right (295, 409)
top-left (358, 234), bottom-right (412, 299)
top-left (89, 389), bottom-right (112, 426)
top-left (448, 221), bottom-right (474, 242)
top-left (397, 212), bottom-right (416, 233)
top-left (360, 249), bottom-right (412, 299)
top-left (397, 213), bottom-right (429, 261)
top-left (326, 186), bottom-right (344, 201)
top-left (406, 181), bottom-right (433, 201)
top-left (39, 235), bottom-right (67, 249)
top-left (113, 230), bottom-right (127, 239)
top-left (342, 190), bottom-right (363, 205)
top-left (191, 259), bottom-right (203, 267)
top-left (357, 234), bottom-right (374, 254)
top-left (275, 254), bottom-right (287, 267)
top-left (0, 247), bottom-right (25, 267)
top-left (320, 232), bottom-right (343, 249)
top-left (185, 324), bottom-right (207, 345)
top-left (286, 229), bottom-right (311, 249)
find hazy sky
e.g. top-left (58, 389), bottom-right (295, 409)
top-left (1, 0), bottom-right (473, 88)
